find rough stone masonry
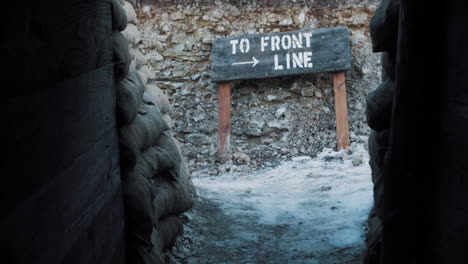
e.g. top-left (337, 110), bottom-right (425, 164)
top-left (135, 0), bottom-right (381, 175)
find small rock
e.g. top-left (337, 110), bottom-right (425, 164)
top-left (186, 133), bottom-right (211, 145)
top-left (267, 120), bottom-right (289, 130)
top-left (150, 51), bottom-right (164, 62)
top-left (169, 82), bottom-right (184, 90)
top-left (233, 152), bottom-right (250, 165)
top-left (352, 156), bottom-right (363, 166)
top-left (314, 90), bottom-right (324, 98)
top-left (291, 148), bottom-right (299, 155)
top-left (294, 11), bottom-right (306, 25)
top-left (261, 137), bottom-right (274, 145)
top-left (245, 119), bottom-right (265, 136)
top-left (191, 73), bottom-right (201, 81)
top-left (239, 86), bottom-right (255, 95)
top-left (171, 11), bottom-right (185, 21)
top-left (172, 33), bottom-right (188, 43)
top-left (275, 107), bottom-right (287, 118)
top-left (301, 86), bottom-right (316, 97)
top-left (321, 186), bottom-right (332, 192)
top-left (266, 95), bottom-right (279, 101)
top-left (215, 26), bottom-right (226, 33)
top-left (192, 114), bottom-right (205, 122)
top-left (279, 17), bottom-right (293, 26)
top-left (306, 172), bottom-right (320, 179)
top-left (290, 82), bottom-right (302, 94)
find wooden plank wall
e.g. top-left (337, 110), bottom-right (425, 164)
top-left (383, 1), bottom-right (468, 263)
top-left (1, 1), bottom-right (125, 263)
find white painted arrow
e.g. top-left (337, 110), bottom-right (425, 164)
top-left (232, 57), bottom-right (260, 67)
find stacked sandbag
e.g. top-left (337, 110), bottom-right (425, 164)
top-left (364, 1), bottom-right (400, 264)
top-left (145, 85), bottom-right (173, 128)
top-left (120, 1), bottom-right (156, 83)
top-left (120, 0), bottom-right (172, 128)
top-left (111, 1), bottom-right (195, 263)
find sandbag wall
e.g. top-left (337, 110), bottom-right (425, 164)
top-left (112, 1), bottom-right (195, 263)
top-left (363, 0), bottom-right (399, 263)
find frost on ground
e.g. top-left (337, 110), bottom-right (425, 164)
top-left (169, 143), bottom-right (373, 264)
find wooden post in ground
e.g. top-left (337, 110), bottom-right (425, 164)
top-left (218, 82), bottom-right (231, 161)
top-left (333, 72), bottom-right (350, 150)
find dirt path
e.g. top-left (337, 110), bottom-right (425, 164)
top-left (170, 144), bottom-right (373, 264)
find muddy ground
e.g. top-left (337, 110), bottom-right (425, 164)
top-left (168, 143), bottom-right (373, 264)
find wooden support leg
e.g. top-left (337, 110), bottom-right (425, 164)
top-left (333, 72), bottom-right (350, 150)
top-left (218, 82), bottom-right (231, 161)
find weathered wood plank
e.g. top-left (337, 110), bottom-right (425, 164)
top-left (0, 129), bottom-right (122, 264)
top-left (333, 72), bottom-right (350, 150)
top-left (0, 1), bottom-right (125, 264)
top-left (218, 83), bottom-right (231, 161)
top-left (211, 27), bottom-right (351, 82)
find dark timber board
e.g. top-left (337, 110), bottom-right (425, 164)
top-left (211, 27), bottom-right (351, 82)
top-left (1, 1), bottom-right (125, 264)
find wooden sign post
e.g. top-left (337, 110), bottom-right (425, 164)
top-left (333, 72), bottom-right (350, 150)
top-left (211, 27), bottom-right (352, 160)
top-left (218, 82), bottom-right (231, 161)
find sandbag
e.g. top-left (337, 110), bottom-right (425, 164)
top-left (123, 172), bottom-right (155, 251)
top-left (119, 136), bottom-right (138, 173)
top-left (131, 48), bottom-right (147, 69)
top-left (116, 67), bottom-right (145, 127)
top-left (138, 68), bottom-right (148, 84)
top-left (127, 242), bottom-right (164, 264)
top-left (119, 102), bottom-right (169, 159)
top-left (124, 1), bottom-right (138, 25)
top-left (152, 178), bottom-right (194, 221)
top-left (180, 158), bottom-right (197, 197)
top-left (145, 85), bottom-right (171, 114)
top-left (381, 50), bottom-right (397, 81)
top-left (142, 91), bottom-right (157, 106)
top-left (113, 31), bottom-right (131, 81)
top-left (134, 146), bottom-right (176, 180)
top-left (364, 207), bottom-right (383, 264)
top-left (155, 131), bottom-right (182, 165)
top-left (156, 216), bottom-right (184, 250)
top-left (145, 218), bottom-right (184, 264)
top-left (368, 129), bottom-right (390, 172)
top-left (138, 65), bottom-right (156, 84)
top-left (366, 79), bottom-right (394, 132)
top-left (127, 0), bottom-right (137, 7)
top-left (368, 129), bottom-right (389, 218)
top-left (154, 131), bottom-right (196, 186)
top-left (369, 0), bottom-right (400, 52)
top-left (162, 114), bottom-right (173, 129)
top-left (111, 0), bottom-right (127, 31)
top-left (122, 23), bottom-right (141, 43)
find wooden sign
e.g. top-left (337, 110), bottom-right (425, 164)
top-left (212, 27), bottom-right (352, 161)
top-left (211, 27), bottom-right (351, 82)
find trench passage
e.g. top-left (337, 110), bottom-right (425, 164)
top-left (172, 144), bottom-right (373, 264)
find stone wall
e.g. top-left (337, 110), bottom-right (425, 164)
top-left (135, 0), bottom-right (381, 174)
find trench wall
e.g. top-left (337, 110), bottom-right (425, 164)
top-left (135, 0), bottom-right (380, 173)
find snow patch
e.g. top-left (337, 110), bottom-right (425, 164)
top-left (193, 143), bottom-right (373, 255)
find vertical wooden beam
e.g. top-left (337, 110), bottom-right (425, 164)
top-left (218, 82), bottom-right (231, 161)
top-left (333, 72), bottom-right (350, 150)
